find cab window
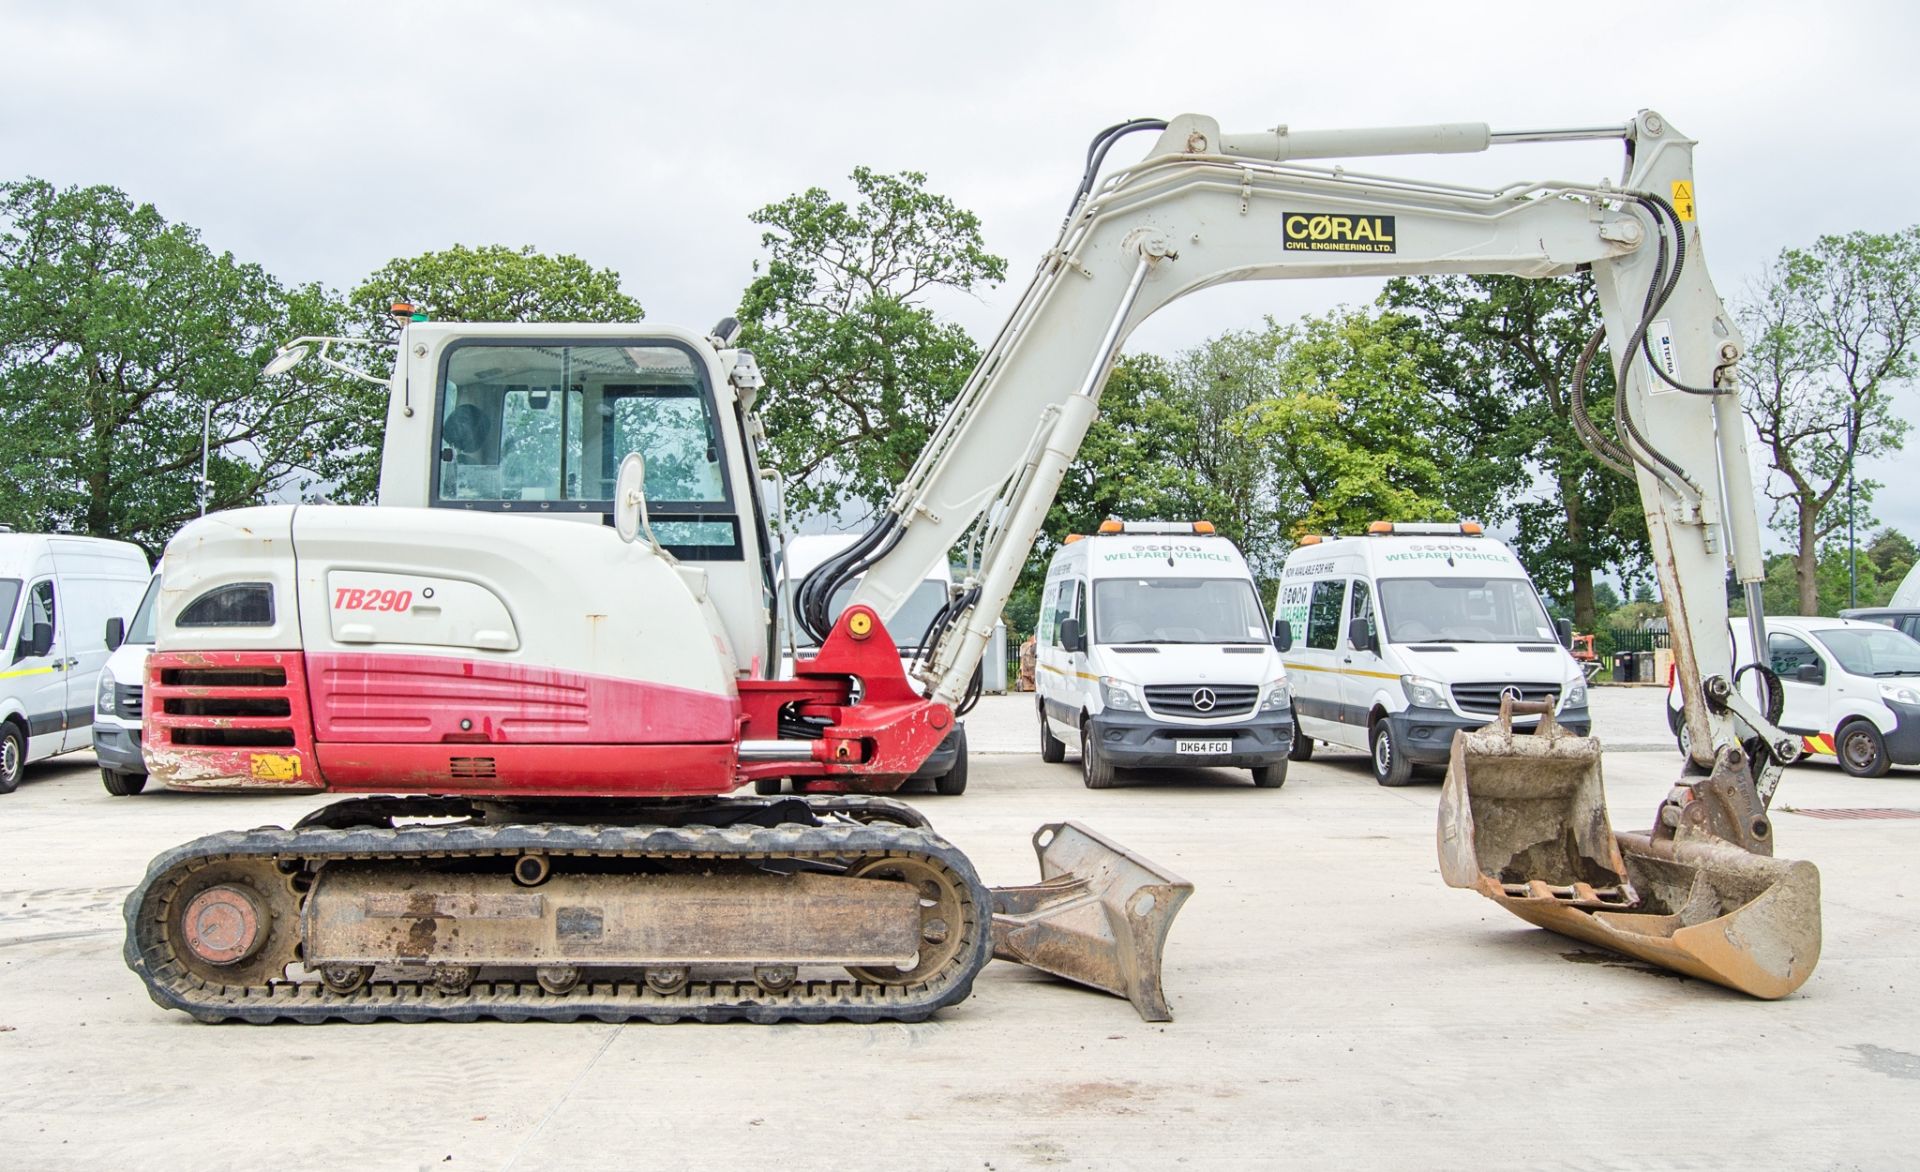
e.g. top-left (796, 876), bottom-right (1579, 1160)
top-left (15, 580), bottom-right (54, 659)
top-left (1348, 579), bottom-right (1375, 647)
top-left (1305, 579), bottom-right (1346, 650)
top-left (1769, 632), bottom-right (1823, 684)
top-left (434, 341), bottom-right (740, 558)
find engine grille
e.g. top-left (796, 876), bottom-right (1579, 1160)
top-left (1450, 681), bottom-right (1562, 716)
top-left (114, 682), bottom-right (144, 720)
top-left (1144, 684), bottom-right (1258, 719)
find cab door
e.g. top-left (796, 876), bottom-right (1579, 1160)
top-left (10, 579), bottom-right (70, 762)
top-left (1289, 578), bottom-right (1353, 747)
top-left (1339, 578), bottom-right (1390, 729)
top-left (1767, 630), bottom-right (1831, 735)
top-left (1038, 577), bottom-right (1084, 739)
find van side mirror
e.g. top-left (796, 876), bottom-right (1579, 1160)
top-left (1555, 618), bottom-right (1573, 648)
top-left (1272, 619), bottom-right (1293, 652)
top-left (1059, 617), bottom-right (1086, 654)
top-left (1347, 618), bottom-right (1376, 653)
top-left (105, 616), bottom-right (125, 653)
top-left (22, 621), bottom-right (53, 660)
top-left (1795, 662), bottom-right (1825, 685)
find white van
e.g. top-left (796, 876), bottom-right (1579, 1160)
top-left (93, 570), bottom-right (161, 795)
top-left (1665, 615), bottom-right (1920, 777)
top-left (773, 533), bottom-right (969, 794)
top-left (0, 532), bottom-right (150, 794)
top-left (1035, 520), bottom-right (1293, 789)
top-left (1274, 522), bottom-right (1589, 786)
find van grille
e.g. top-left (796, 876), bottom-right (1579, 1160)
top-left (114, 682), bottom-right (143, 720)
top-left (1144, 684), bottom-right (1258, 719)
top-left (1451, 681), bottom-right (1562, 716)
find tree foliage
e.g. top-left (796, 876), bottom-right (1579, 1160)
top-left (737, 167), bottom-right (1006, 517)
top-left (1385, 273), bottom-right (1648, 631)
top-left (1740, 228), bottom-right (1920, 614)
top-left (0, 178), bottom-right (357, 553)
top-left (351, 243), bottom-right (644, 341)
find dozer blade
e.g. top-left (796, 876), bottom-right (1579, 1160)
top-left (990, 822), bottom-right (1192, 1021)
top-left (1438, 701), bottom-right (1821, 999)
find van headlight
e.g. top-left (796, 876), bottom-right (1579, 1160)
top-left (1261, 680), bottom-right (1291, 710)
top-left (1562, 680), bottom-right (1588, 709)
top-left (1100, 677), bottom-right (1142, 711)
top-left (1881, 681), bottom-right (1920, 706)
top-left (1401, 675), bottom-right (1447, 709)
top-left (97, 671), bottom-right (117, 716)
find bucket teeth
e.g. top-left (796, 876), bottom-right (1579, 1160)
top-left (989, 822), bottom-right (1192, 1021)
top-left (1438, 703), bottom-right (1821, 999)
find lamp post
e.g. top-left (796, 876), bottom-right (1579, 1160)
top-left (1847, 402), bottom-right (1857, 610)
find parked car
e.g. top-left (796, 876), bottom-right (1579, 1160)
top-left (1037, 519), bottom-right (1292, 789)
top-left (1274, 522), bottom-right (1587, 786)
top-left (93, 570), bottom-right (160, 795)
top-left (1838, 607), bottom-right (1920, 641)
top-left (1665, 615), bottom-right (1920, 777)
top-left (0, 532), bottom-right (150, 793)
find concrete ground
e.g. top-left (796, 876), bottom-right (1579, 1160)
top-left (2, 690), bottom-right (1916, 1171)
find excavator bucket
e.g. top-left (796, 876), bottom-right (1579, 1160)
top-left (990, 822), bottom-right (1193, 1021)
top-left (1438, 700), bottom-right (1820, 999)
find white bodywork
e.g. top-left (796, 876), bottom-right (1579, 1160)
top-left (1893, 564), bottom-right (1920, 609)
top-left (1666, 616), bottom-right (1920, 757)
top-left (160, 506), bottom-right (737, 698)
top-left (1037, 528), bottom-right (1287, 739)
top-left (95, 571), bottom-right (161, 736)
top-left (1276, 531), bottom-right (1588, 752)
top-left (0, 534), bottom-right (149, 768)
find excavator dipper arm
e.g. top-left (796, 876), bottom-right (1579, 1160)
top-left (813, 109), bottom-right (1811, 996)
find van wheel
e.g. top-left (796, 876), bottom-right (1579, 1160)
top-left (753, 778), bottom-right (784, 796)
top-left (102, 769), bottom-right (147, 796)
top-left (933, 727), bottom-right (969, 795)
top-left (1837, 720), bottom-right (1891, 778)
top-left (1251, 761), bottom-right (1288, 789)
top-left (0, 723), bottom-right (22, 794)
top-left (1370, 720), bottom-right (1415, 787)
top-left (1286, 708), bottom-right (1313, 761)
top-left (1039, 708), bottom-right (1066, 764)
top-left (1080, 723), bottom-right (1117, 789)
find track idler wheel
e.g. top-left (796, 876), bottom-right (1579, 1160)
top-left (845, 856), bottom-right (972, 986)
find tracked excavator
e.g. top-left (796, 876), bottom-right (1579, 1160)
top-left (127, 108), bottom-right (1820, 1025)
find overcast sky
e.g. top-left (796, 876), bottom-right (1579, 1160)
top-left (5, 0), bottom-right (1917, 550)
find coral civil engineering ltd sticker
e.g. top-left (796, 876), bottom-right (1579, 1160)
top-left (1283, 212), bottom-right (1397, 254)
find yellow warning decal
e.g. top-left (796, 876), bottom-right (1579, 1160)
top-left (1802, 734), bottom-right (1834, 756)
top-left (0, 665), bottom-right (54, 680)
top-left (250, 753), bottom-right (303, 781)
top-left (1670, 180), bottom-right (1696, 221)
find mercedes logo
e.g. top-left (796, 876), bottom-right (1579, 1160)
top-left (1500, 685), bottom-right (1524, 703)
top-left (1192, 687), bottom-right (1217, 712)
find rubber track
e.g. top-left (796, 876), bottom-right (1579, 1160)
top-left (124, 820), bottom-right (991, 1024)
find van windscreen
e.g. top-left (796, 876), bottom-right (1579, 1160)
top-left (1812, 626), bottom-right (1920, 677)
top-left (0, 578), bottom-right (18, 648)
top-left (1093, 578), bottom-right (1267, 645)
top-left (1378, 577), bottom-right (1555, 644)
top-left (126, 576), bottom-right (162, 645)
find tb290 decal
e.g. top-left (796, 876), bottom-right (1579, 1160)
top-left (333, 587), bottom-right (414, 612)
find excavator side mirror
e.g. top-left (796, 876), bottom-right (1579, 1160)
top-left (1059, 618), bottom-right (1086, 654)
top-left (613, 452), bottom-right (661, 553)
top-left (1555, 618), bottom-right (1574, 648)
top-left (1272, 619), bottom-right (1292, 652)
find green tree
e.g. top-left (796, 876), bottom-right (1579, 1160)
top-left (0, 178), bottom-right (357, 553)
top-left (1741, 229), bottom-right (1920, 614)
top-left (1048, 353), bottom-right (1208, 539)
top-left (351, 243), bottom-right (644, 341)
top-left (1241, 308), bottom-right (1458, 551)
top-left (737, 167), bottom-right (1006, 517)
top-left (1385, 273), bottom-right (1649, 632)
top-left (1865, 528), bottom-right (1917, 601)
